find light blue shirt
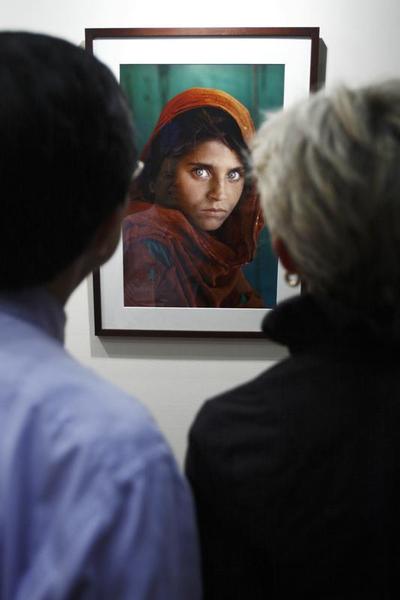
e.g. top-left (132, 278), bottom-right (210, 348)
top-left (0, 288), bottom-right (201, 599)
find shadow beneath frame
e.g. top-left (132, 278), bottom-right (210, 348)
top-left (91, 334), bottom-right (288, 362)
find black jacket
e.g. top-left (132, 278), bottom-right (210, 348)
top-left (186, 294), bottom-right (400, 599)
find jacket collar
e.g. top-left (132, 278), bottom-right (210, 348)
top-left (262, 294), bottom-right (400, 355)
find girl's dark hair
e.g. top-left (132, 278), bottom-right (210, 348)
top-left (138, 106), bottom-right (251, 200)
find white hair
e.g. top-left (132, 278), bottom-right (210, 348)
top-left (251, 80), bottom-right (400, 312)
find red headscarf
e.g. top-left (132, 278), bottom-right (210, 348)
top-left (123, 87), bottom-right (264, 307)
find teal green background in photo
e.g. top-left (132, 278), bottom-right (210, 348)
top-left (120, 64), bottom-right (285, 307)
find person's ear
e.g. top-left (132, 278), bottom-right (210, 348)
top-left (272, 236), bottom-right (298, 273)
top-left (91, 199), bottom-right (128, 268)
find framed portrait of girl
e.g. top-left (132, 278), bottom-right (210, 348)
top-left (85, 27), bottom-right (319, 337)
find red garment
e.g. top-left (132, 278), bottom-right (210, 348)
top-left (123, 88), bottom-right (264, 308)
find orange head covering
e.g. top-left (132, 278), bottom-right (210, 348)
top-left (141, 87), bottom-right (255, 160)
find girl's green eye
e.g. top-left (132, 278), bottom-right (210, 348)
top-left (192, 167), bottom-right (210, 179)
top-left (228, 170), bottom-right (242, 182)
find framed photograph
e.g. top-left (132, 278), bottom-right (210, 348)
top-left (85, 27), bottom-right (319, 337)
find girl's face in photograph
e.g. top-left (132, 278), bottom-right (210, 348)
top-left (154, 139), bottom-right (245, 231)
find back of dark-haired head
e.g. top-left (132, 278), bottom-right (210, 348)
top-left (138, 107), bottom-right (250, 200)
top-left (0, 31), bottom-right (137, 290)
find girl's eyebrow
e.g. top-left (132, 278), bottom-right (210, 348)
top-left (187, 161), bottom-right (244, 171)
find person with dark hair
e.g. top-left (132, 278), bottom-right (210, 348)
top-left (123, 87), bottom-right (264, 307)
top-left (186, 80), bottom-right (400, 599)
top-left (0, 31), bottom-right (200, 599)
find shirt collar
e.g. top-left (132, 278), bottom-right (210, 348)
top-left (0, 287), bottom-right (66, 344)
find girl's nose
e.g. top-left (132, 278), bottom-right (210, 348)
top-left (207, 176), bottom-right (226, 201)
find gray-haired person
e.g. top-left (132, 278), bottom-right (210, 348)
top-left (0, 31), bottom-right (201, 599)
top-left (186, 80), bottom-right (400, 599)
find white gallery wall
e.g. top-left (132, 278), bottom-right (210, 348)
top-left (2, 0), bottom-right (400, 464)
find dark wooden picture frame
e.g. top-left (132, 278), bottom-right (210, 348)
top-left (85, 27), bottom-right (319, 337)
